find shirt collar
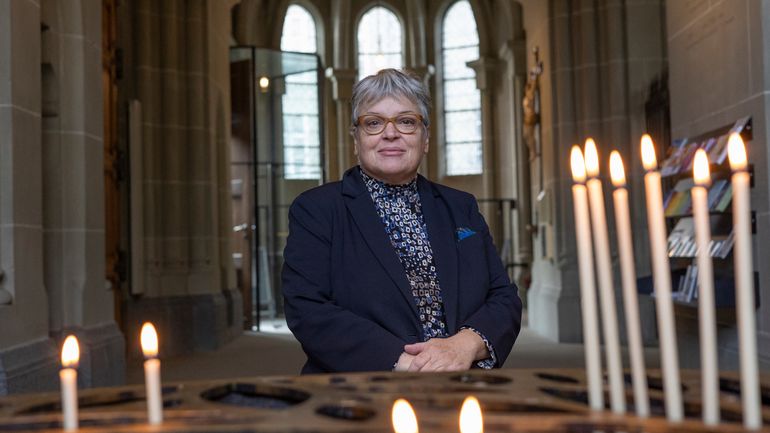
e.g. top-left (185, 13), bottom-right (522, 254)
top-left (359, 167), bottom-right (418, 199)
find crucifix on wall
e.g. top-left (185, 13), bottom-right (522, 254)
top-left (522, 47), bottom-right (543, 176)
top-left (522, 47), bottom-right (551, 258)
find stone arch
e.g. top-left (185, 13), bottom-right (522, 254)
top-left (433, 0), bottom-right (489, 55)
top-left (274, 0), bottom-right (326, 62)
top-left (491, 0), bottom-right (525, 52)
top-left (352, 1), bottom-right (408, 74)
top-left (233, 0), bottom-right (283, 48)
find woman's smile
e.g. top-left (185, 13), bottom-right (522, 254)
top-left (378, 147), bottom-right (406, 156)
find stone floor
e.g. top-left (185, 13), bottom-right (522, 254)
top-left (125, 316), bottom-right (661, 384)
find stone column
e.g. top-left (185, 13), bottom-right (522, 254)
top-left (135, 0), bottom-right (163, 294)
top-left (405, 0), bottom-right (427, 68)
top-left (40, 0), bottom-right (124, 387)
top-left (325, 68), bottom-right (357, 179)
top-left (0, 0), bottom-right (58, 395)
top-left (159, 0), bottom-right (189, 293)
top-left (498, 39), bottom-right (533, 290)
top-left (122, 0), bottom-right (241, 357)
top-left (468, 57), bottom-right (501, 233)
top-left (186, 0), bottom-right (216, 294)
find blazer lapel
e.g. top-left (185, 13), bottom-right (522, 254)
top-left (417, 176), bottom-right (459, 332)
top-left (342, 169), bottom-right (419, 318)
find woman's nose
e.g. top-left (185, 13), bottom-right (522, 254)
top-left (382, 121), bottom-right (400, 138)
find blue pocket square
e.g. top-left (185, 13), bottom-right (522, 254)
top-left (456, 227), bottom-right (477, 241)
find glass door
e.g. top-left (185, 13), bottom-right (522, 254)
top-left (229, 47), bottom-right (324, 331)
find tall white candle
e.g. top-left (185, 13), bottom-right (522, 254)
top-left (640, 134), bottom-right (683, 422)
top-left (584, 139), bottom-right (625, 414)
top-left (141, 322), bottom-right (164, 425)
top-left (609, 151), bottom-right (650, 418)
top-left (692, 149), bottom-right (720, 425)
top-left (727, 133), bottom-right (761, 430)
top-left (60, 335), bottom-right (79, 431)
top-left (570, 146), bottom-right (604, 411)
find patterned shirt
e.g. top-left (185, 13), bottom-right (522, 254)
top-left (361, 168), bottom-right (496, 368)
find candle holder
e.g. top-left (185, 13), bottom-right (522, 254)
top-left (0, 369), bottom-right (766, 433)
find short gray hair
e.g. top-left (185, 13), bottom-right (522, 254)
top-left (350, 68), bottom-right (431, 128)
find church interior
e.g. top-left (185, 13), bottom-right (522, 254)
top-left (1, 0), bottom-right (769, 418)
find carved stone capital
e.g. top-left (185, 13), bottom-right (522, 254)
top-left (466, 57), bottom-right (502, 91)
top-left (410, 64), bottom-right (435, 88)
top-left (324, 68), bottom-right (357, 101)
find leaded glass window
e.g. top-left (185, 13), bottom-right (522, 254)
top-left (357, 6), bottom-right (403, 81)
top-left (281, 4), bottom-right (320, 179)
top-left (442, 0), bottom-right (482, 175)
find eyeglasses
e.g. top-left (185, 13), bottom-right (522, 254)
top-left (355, 113), bottom-right (425, 135)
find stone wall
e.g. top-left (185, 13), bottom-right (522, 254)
top-left (0, 0), bottom-right (124, 394)
top-left (666, 0), bottom-right (770, 370)
top-left (524, 0), bottom-right (666, 344)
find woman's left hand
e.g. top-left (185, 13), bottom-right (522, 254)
top-left (403, 329), bottom-right (487, 372)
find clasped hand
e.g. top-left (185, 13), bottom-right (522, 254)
top-left (393, 329), bottom-right (487, 372)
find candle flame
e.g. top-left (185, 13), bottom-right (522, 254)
top-left (459, 396), bottom-right (483, 433)
top-left (61, 335), bottom-right (80, 368)
top-left (609, 151), bottom-right (626, 187)
top-left (640, 134), bottom-right (657, 171)
top-left (570, 146), bottom-right (586, 183)
top-left (727, 132), bottom-right (747, 171)
top-left (392, 399), bottom-right (418, 433)
top-left (584, 138), bottom-right (600, 177)
top-left (693, 149), bottom-right (711, 186)
top-left (141, 322), bottom-right (159, 358)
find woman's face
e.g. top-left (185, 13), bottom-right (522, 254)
top-left (354, 96), bottom-right (429, 185)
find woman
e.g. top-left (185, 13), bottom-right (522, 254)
top-left (282, 69), bottom-right (522, 373)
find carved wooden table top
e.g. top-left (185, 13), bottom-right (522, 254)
top-left (0, 369), bottom-right (767, 432)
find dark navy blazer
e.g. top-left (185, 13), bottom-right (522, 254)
top-left (281, 167), bottom-right (522, 374)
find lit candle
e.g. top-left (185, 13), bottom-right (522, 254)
top-left (584, 139), bottom-right (625, 414)
top-left (609, 151), bottom-right (650, 418)
top-left (141, 322), bottom-right (163, 425)
top-left (569, 146), bottom-right (604, 410)
top-left (459, 396), bottom-right (483, 433)
top-left (640, 134), bottom-right (683, 422)
top-left (727, 133), bottom-right (761, 430)
top-left (392, 399), bottom-right (418, 433)
top-left (60, 335), bottom-right (79, 431)
top-left (691, 149), bottom-right (720, 425)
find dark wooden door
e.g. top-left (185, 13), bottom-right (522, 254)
top-left (102, 0), bottom-right (121, 325)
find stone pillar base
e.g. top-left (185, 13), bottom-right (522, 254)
top-left (0, 338), bottom-right (59, 395)
top-left (527, 285), bottom-right (583, 343)
top-left (79, 322), bottom-right (126, 388)
top-left (0, 321), bottom-right (124, 395)
top-left (123, 289), bottom-right (243, 359)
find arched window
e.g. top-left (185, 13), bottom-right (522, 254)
top-left (281, 4), bottom-right (320, 179)
top-left (357, 6), bottom-right (403, 81)
top-left (441, 0), bottom-right (482, 175)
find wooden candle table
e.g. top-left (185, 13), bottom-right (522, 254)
top-left (0, 369), bottom-right (767, 432)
